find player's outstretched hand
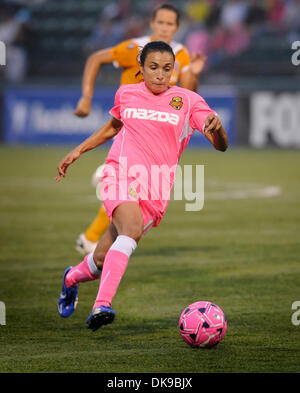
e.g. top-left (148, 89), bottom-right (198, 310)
top-left (56, 149), bottom-right (81, 181)
top-left (204, 113), bottom-right (221, 133)
top-left (74, 96), bottom-right (92, 117)
top-left (190, 52), bottom-right (207, 76)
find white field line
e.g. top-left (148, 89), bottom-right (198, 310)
top-left (79, 184), bottom-right (281, 203)
top-left (2, 176), bottom-right (281, 202)
top-left (203, 186), bottom-right (281, 200)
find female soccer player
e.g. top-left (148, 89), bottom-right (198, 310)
top-left (57, 41), bottom-right (228, 332)
top-left (74, 3), bottom-right (207, 255)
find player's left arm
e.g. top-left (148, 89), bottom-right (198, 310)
top-left (56, 117), bottom-right (123, 181)
top-left (179, 52), bottom-right (207, 92)
top-left (203, 113), bottom-right (228, 152)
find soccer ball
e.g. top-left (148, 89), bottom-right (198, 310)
top-left (91, 164), bottom-right (105, 188)
top-left (178, 301), bottom-right (227, 348)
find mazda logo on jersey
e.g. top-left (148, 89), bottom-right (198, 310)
top-left (123, 108), bottom-right (180, 125)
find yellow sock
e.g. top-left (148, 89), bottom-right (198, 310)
top-left (84, 204), bottom-right (111, 242)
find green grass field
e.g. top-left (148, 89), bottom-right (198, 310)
top-left (0, 146), bottom-right (300, 373)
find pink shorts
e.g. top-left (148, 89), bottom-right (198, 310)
top-left (100, 161), bottom-right (164, 235)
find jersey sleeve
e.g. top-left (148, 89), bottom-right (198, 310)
top-left (110, 39), bottom-right (139, 68)
top-left (189, 96), bottom-right (216, 134)
top-left (177, 47), bottom-right (191, 75)
top-left (109, 87), bottom-right (123, 120)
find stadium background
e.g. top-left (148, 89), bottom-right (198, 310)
top-left (0, 0), bottom-right (300, 374)
top-left (1, 0), bottom-right (300, 146)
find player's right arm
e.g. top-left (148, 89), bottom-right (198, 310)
top-left (74, 48), bottom-right (114, 117)
top-left (203, 113), bottom-right (228, 152)
top-left (56, 117), bottom-right (123, 181)
top-left (189, 95), bottom-right (228, 152)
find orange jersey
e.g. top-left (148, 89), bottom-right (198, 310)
top-left (110, 36), bottom-right (190, 86)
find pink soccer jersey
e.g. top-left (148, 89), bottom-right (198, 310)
top-left (101, 81), bottom-right (216, 229)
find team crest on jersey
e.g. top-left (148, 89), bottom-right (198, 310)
top-left (169, 96), bottom-right (183, 110)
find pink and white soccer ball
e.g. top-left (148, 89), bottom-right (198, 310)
top-left (91, 164), bottom-right (105, 188)
top-left (179, 301), bottom-right (227, 348)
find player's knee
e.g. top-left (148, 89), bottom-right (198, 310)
top-left (121, 221), bottom-right (144, 242)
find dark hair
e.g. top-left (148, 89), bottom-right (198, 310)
top-left (139, 41), bottom-right (175, 67)
top-left (151, 3), bottom-right (180, 25)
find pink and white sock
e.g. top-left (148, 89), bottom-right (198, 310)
top-left (93, 235), bottom-right (137, 309)
top-left (65, 253), bottom-right (102, 288)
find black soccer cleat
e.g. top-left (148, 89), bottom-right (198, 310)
top-left (86, 306), bottom-right (115, 332)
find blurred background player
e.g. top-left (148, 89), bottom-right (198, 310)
top-left (74, 3), bottom-right (207, 255)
